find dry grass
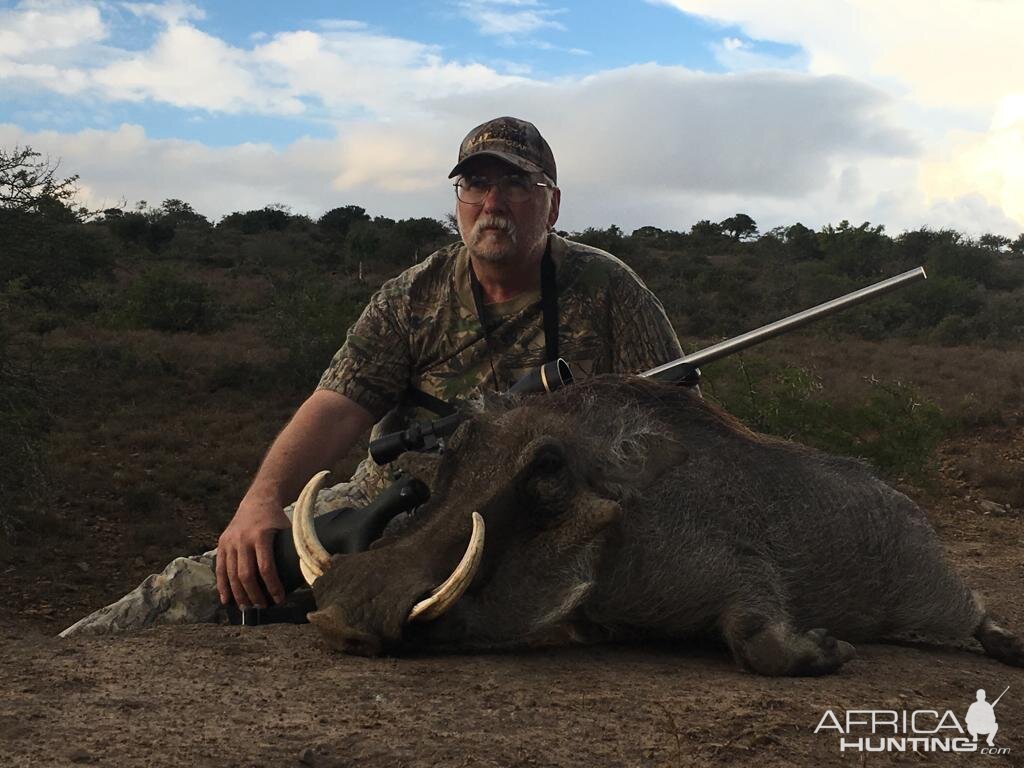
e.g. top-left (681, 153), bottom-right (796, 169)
top-left (688, 332), bottom-right (1024, 426)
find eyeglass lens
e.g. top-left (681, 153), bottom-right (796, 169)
top-left (456, 176), bottom-right (537, 204)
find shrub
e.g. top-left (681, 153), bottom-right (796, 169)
top-left (0, 318), bottom-right (48, 539)
top-left (118, 266), bottom-right (220, 333)
top-left (571, 225), bottom-right (634, 257)
top-left (263, 273), bottom-right (370, 388)
top-left (704, 357), bottom-right (946, 478)
top-left (0, 208), bottom-right (113, 289)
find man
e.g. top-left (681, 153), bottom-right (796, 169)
top-left (966, 689), bottom-right (1000, 747)
top-left (60, 116), bottom-right (682, 634)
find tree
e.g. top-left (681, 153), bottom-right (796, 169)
top-left (219, 205), bottom-right (293, 233)
top-left (784, 223), bottom-right (822, 260)
top-left (0, 146), bottom-right (111, 287)
top-left (155, 199), bottom-right (209, 228)
top-left (979, 233), bottom-right (1010, 251)
top-left (690, 219), bottom-right (723, 238)
top-left (318, 205), bottom-right (370, 238)
top-left (0, 145), bottom-right (80, 215)
top-left (719, 213), bottom-right (758, 241)
top-left (818, 221), bottom-right (891, 277)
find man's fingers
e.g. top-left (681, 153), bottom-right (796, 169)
top-left (215, 544), bottom-right (229, 605)
top-left (236, 547), bottom-right (268, 609)
top-left (255, 534), bottom-right (285, 606)
top-left (224, 548), bottom-right (249, 609)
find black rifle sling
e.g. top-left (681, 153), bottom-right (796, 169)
top-left (405, 386), bottom-right (458, 417)
top-left (405, 242), bottom-right (558, 416)
top-left (540, 244), bottom-right (559, 361)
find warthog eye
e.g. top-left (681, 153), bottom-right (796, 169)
top-left (532, 443), bottom-right (565, 475)
top-left (517, 438), bottom-right (572, 516)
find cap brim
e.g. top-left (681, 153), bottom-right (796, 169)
top-left (448, 150), bottom-right (545, 179)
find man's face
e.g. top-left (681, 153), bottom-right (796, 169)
top-left (455, 158), bottom-right (560, 264)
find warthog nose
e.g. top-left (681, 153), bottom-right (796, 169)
top-left (307, 605), bottom-right (385, 656)
top-left (326, 626), bottom-right (383, 657)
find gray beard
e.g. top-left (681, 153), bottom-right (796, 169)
top-left (464, 215), bottom-right (518, 263)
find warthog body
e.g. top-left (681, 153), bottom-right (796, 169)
top-left (301, 376), bottom-right (1023, 675)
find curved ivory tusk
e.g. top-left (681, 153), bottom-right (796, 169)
top-left (408, 512), bottom-right (485, 623)
top-left (292, 470), bottom-right (334, 585)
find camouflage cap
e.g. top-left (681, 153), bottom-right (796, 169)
top-left (448, 116), bottom-right (557, 184)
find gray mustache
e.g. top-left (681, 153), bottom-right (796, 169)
top-left (473, 215), bottom-right (517, 240)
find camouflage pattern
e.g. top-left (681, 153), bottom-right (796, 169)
top-left (449, 116), bottom-right (558, 183)
top-left (318, 232), bottom-right (683, 500)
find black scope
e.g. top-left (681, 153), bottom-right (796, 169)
top-left (369, 359), bottom-right (575, 465)
top-left (272, 474), bottom-right (430, 594)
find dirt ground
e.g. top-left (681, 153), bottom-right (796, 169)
top-left (2, 437), bottom-right (1023, 767)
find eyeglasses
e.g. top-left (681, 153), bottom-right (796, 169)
top-left (454, 174), bottom-right (554, 205)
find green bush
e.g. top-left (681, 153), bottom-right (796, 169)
top-left (0, 209), bottom-right (113, 289)
top-left (263, 273), bottom-right (370, 388)
top-left (704, 357), bottom-right (946, 479)
top-left (571, 225), bottom-right (635, 257)
top-left (118, 266), bottom-right (220, 333)
top-left (0, 318), bottom-right (48, 539)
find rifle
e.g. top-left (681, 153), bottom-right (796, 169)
top-left (992, 686), bottom-right (1010, 707)
top-left (369, 266), bottom-right (927, 464)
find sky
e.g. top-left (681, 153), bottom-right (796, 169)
top-left (1, 0), bottom-right (1022, 237)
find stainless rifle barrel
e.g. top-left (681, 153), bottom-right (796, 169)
top-left (641, 266), bottom-right (927, 379)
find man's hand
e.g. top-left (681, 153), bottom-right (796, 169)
top-left (216, 494), bottom-right (290, 609)
top-left (214, 389), bottom-right (376, 609)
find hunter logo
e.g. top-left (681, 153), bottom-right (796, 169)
top-left (468, 122), bottom-right (530, 153)
top-left (452, 117), bottom-right (557, 182)
top-left (814, 686), bottom-right (1011, 755)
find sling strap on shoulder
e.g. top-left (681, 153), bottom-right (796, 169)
top-left (407, 242), bottom-right (559, 416)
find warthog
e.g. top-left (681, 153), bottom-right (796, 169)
top-left (291, 376), bottom-right (1024, 676)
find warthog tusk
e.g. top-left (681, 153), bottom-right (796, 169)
top-left (408, 512), bottom-right (485, 622)
top-left (293, 470), bottom-right (334, 585)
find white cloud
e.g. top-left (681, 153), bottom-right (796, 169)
top-left (0, 0), bottom-right (106, 58)
top-left (0, 64), bottom-right (936, 236)
top-left (93, 24), bottom-right (303, 113)
top-left (710, 37), bottom-right (804, 73)
top-left (122, 1), bottom-right (205, 26)
top-left (0, 2), bottom-right (529, 118)
top-left (456, 0), bottom-right (566, 37)
top-left (921, 96), bottom-right (1024, 226)
top-left (316, 19), bottom-right (369, 31)
top-left (652, 0), bottom-right (1024, 232)
top-left (654, 1), bottom-right (1021, 113)
top-left (430, 65), bottom-right (914, 197)
top-left (249, 29), bottom-right (529, 119)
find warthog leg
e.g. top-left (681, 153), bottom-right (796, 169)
top-left (975, 616), bottom-right (1024, 667)
top-left (722, 613), bottom-right (857, 676)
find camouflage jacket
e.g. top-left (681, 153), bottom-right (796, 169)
top-left (317, 232), bottom-right (682, 501)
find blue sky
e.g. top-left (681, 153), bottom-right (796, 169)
top-left (0, 1), bottom-right (801, 148)
top-left (0, 0), bottom-right (1020, 235)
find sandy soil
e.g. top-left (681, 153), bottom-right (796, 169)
top-left (2, 493), bottom-right (1023, 768)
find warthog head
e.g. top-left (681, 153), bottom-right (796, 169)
top-left (292, 378), bottom-right (688, 655)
